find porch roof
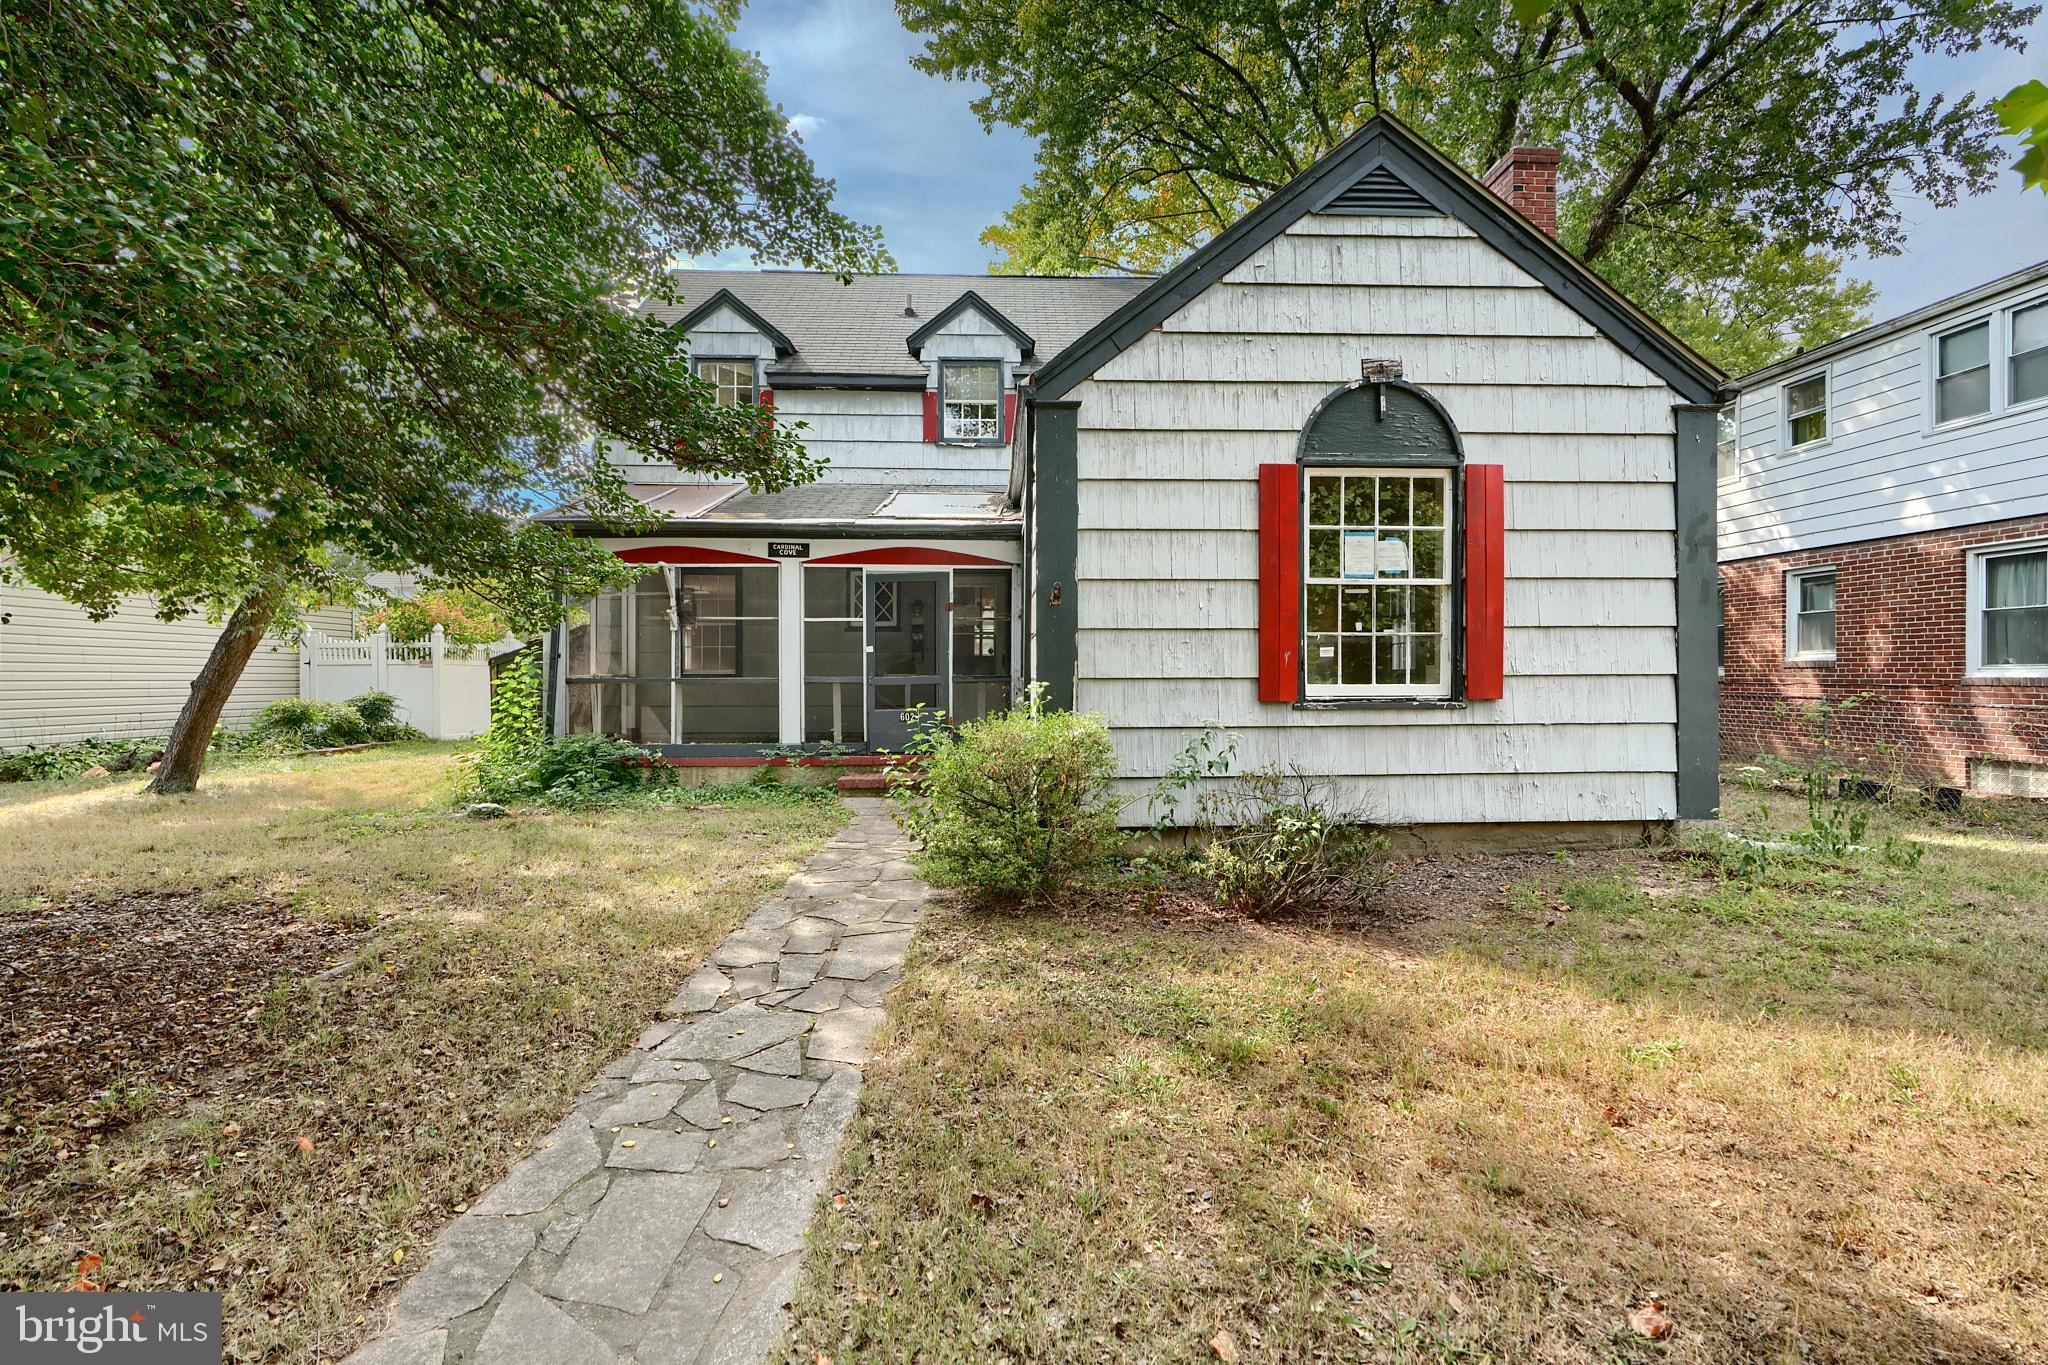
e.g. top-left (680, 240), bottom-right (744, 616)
top-left (537, 482), bottom-right (1021, 538)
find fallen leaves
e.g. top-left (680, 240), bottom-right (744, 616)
top-left (61, 1254), bottom-right (104, 1292)
top-left (296, 1135), bottom-right (315, 1154)
top-left (1628, 1299), bottom-right (1674, 1340)
top-left (1209, 1328), bottom-right (1240, 1361)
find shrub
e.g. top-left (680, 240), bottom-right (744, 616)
top-left (253, 697), bottom-right (371, 748)
top-left (0, 738), bottom-right (156, 782)
top-left (460, 655), bottom-right (668, 808)
top-left (891, 690), bottom-right (1122, 907)
top-left (1195, 768), bottom-right (1390, 917)
top-left (350, 690), bottom-right (400, 728)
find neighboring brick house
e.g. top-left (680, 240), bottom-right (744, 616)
top-left (1719, 260), bottom-right (2048, 794)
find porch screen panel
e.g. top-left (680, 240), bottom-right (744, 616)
top-left (950, 570), bottom-right (1013, 724)
top-left (676, 569), bottom-right (779, 742)
top-left (562, 570), bottom-right (673, 743)
top-left (804, 568), bottom-right (864, 743)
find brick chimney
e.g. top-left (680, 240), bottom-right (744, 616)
top-left (1481, 146), bottom-right (1560, 238)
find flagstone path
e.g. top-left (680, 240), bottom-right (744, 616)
top-left (344, 798), bottom-right (922, 1365)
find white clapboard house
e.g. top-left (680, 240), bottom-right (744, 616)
top-left (541, 115), bottom-right (1724, 839)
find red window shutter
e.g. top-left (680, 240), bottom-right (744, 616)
top-left (922, 389), bottom-right (939, 442)
top-left (1003, 391), bottom-right (1019, 443)
top-left (1257, 463), bottom-right (1302, 702)
top-left (1464, 463), bottom-right (1506, 700)
top-left (756, 386), bottom-right (774, 409)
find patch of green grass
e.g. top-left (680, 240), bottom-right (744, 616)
top-left (788, 786), bottom-right (2048, 1363)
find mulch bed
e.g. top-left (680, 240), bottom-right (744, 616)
top-left (1, 894), bottom-right (364, 1176)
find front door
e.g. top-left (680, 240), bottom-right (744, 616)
top-left (866, 574), bottom-right (949, 750)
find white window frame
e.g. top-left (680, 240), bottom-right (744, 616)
top-left (938, 359), bottom-right (1004, 445)
top-left (1715, 405), bottom-right (1740, 484)
top-left (1966, 536), bottom-right (2048, 680)
top-left (2009, 295), bottom-right (2048, 415)
top-left (1929, 316), bottom-right (1995, 429)
top-left (1783, 566), bottom-right (1838, 664)
top-left (1782, 370), bottom-right (1829, 451)
top-left (1301, 466), bottom-right (1456, 700)
top-left (695, 355), bottom-right (759, 406)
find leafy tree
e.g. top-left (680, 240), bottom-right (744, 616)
top-left (361, 587), bottom-right (510, 648)
top-left (912, 0), bottom-right (2035, 369)
top-left (2000, 79), bottom-right (2048, 191)
top-left (1, 0), bottom-right (886, 793)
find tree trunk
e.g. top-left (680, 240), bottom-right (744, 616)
top-left (147, 591), bottom-right (283, 795)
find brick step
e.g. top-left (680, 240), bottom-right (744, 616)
top-left (836, 769), bottom-right (924, 794)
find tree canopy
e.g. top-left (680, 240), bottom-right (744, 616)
top-left (1, 0), bottom-right (886, 788)
top-left (908, 0), bottom-right (2034, 370)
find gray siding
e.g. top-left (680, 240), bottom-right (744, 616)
top-left (0, 578), bottom-right (353, 748)
top-left (1721, 274), bottom-right (2048, 559)
top-left (1068, 215), bottom-right (1684, 824)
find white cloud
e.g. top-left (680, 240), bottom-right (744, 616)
top-left (788, 112), bottom-right (825, 138)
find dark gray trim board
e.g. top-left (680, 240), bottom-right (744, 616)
top-left (765, 372), bottom-right (925, 391)
top-left (1673, 403), bottom-right (1721, 820)
top-left (1027, 114), bottom-right (1722, 406)
top-left (1030, 400), bottom-right (1081, 709)
top-left (905, 289), bottom-right (1037, 359)
top-left (674, 288), bottom-right (797, 358)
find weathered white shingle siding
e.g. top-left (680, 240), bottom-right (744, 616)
top-left (683, 305), bottom-right (777, 365)
top-left (0, 578), bottom-right (353, 747)
top-left (1721, 277), bottom-right (2048, 560)
top-left (1067, 214), bottom-right (1684, 824)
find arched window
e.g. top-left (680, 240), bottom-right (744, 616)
top-left (1259, 380), bottom-right (1504, 705)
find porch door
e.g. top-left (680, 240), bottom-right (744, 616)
top-left (866, 574), bottom-right (949, 750)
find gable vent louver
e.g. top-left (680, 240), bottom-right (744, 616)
top-left (1321, 166), bottom-right (1439, 216)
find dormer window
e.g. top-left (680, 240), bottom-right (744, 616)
top-left (696, 357), bottom-right (759, 406)
top-left (939, 360), bottom-right (1002, 443)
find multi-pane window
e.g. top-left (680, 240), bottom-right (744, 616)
top-left (2013, 301), bottom-right (2048, 407)
top-left (1981, 547), bottom-right (2048, 670)
top-left (1786, 569), bottom-right (1836, 660)
top-left (1784, 374), bottom-right (1827, 448)
top-left (1715, 408), bottom-right (1738, 482)
top-left (939, 360), bottom-right (1001, 442)
top-left (1935, 321), bottom-right (1991, 423)
top-left (1304, 469), bottom-right (1452, 697)
top-left (696, 357), bottom-right (757, 406)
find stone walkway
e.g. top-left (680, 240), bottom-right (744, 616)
top-left (344, 799), bottom-right (921, 1365)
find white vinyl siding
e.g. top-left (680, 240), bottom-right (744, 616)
top-left (1721, 276), bottom-right (2048, 561)
top-left (1062, 213), bottom-right (1684, 825)
top-left (0, 577), bottom-right (354, 748)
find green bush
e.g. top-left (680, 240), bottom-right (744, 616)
top-left (351, 690), bottom-right (400, 728)
top-left (891, 691), bottom-right (1122, 907)
top-left (1196, 768), bottom-right (1390, 917)
top-left (461, 655), bottom-right (668, 808)
top-left (0, 738), bottom-right (156, 782)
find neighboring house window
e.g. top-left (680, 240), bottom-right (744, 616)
top-left (1715, 407), bottom-right (1738, 482)
top-left (1935, 321), bottom-right (1992, 423)
top-left (1303, 469), bottom-right (1453, 697)
top-left (696, 357), bottom-right (758, 406)
top-left (2013, 301), bottom-right (2048, 407)
top-left (1973, 543), bottom-right (2048, 674)
top-left (1784, 374), bottom-right (1827, 448)
top-left (939, 360), bottom-right (1001, 442)
top-left (1785, 568), bottom-right (1837, 662)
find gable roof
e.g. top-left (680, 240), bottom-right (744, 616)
top-left (648, 272), bottom-right (1151, 381)
top-left (1028, 113), bottom-right (1724, 405)
top-left (674, 287), bottom-right (797, 358)
top-left (1730, 256), bottom-right (2048, 391)
top-left (904, 289), bottom-right (1037, 359)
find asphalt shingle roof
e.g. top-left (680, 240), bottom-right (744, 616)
top-left (648, 271), bottom-right (1154, 379)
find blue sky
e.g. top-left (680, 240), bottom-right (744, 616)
top-left (723, 0), bottom-right (2048, 320)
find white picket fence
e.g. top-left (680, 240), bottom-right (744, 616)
top-left (300, 627), bottom-right (492, 739)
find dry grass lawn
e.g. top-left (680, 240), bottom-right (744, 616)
top-left (788, 787), bottom-right (2048, 1363)
top-left (0, 744), bottom-right (844, 1363)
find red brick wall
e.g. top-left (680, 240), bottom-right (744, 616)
top-left (1720, 514), bottom-right (2048, 788)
